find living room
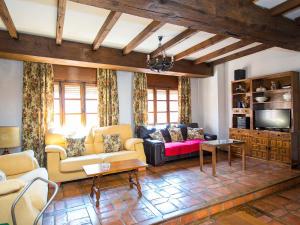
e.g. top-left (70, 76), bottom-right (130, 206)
top-left (0, 0), bottom-right (300, 225)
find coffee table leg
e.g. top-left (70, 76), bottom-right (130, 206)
top-left (212, 147), bottom-right (217, 176)
top-left (90, 176), bottom-right (96, 198)
top-left (134, 170), bottom-right (142, 197)
top-left (228, 145), bottom-right (231, 167)
top-left (95, 175), bottom-right (101, 207)
top-left (128, 171), bottom-right (134, 189)
top-left (200, 144), bottom-right (203, 172)
top-left (242, 143), bottom-right (246, 170)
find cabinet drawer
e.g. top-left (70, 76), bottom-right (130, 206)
top-left (269, 132), bottom-right (291, 140)
top-left (250, 130), bottom-right (269, 138)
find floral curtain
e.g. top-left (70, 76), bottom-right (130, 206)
top-left (22, 62), bottom-right (54, 166)
top-left (133, 72), bottom-right (148, 126)
top-left (178, 76), bottom-right (191, 124)
top-left (97, 69), bottom-right (119, 126)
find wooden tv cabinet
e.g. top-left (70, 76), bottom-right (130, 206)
top-left (229, 71), bottom-right (300, 167)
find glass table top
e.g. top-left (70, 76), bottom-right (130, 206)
top-left (203, 139), bottom-right (245, 146)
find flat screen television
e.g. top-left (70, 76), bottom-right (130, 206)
top-left (255, 109), bottom-right (291, 129)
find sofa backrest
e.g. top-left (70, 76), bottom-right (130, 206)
top-left (136, 123), bottom-right (200, 142)
top-left (46, 124), bottom-right (133, 155)
top-left (87, 124), bottom-right (132, 154)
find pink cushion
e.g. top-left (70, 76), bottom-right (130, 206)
top-left (164, 139), bottom-right (206, 157)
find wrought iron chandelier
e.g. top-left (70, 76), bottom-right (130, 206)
top-left (146, 36), bottom-right (174, 72)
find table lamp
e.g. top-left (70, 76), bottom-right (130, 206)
top-left (0, 126), bottom-right (21, 155)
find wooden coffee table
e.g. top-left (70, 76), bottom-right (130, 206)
top-left (83, 159), bottom-right (147, 207)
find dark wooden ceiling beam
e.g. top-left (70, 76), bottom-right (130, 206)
top-left (69, 0), bottom-right (300, 51)
top-left (0, 0), bottom-right (18, 39)
top-left (0, 30), bottom-right (212, 77)
top-left (56, 0), bottom-right (67, 45)
top-left (271, 0), bottom-right (300, 16)
top-left (194, 40), bottom-right (253, 64)
top-left (151, 28), bottom-right (197, 57)
top-left (93, 11), bottom-right (122, 50)
top-left (123, 20), bottom-right (165, 55)
top-left (211, 44), bottom-right (271, 65)
top-left (174, 34), bottom-right (227, 61)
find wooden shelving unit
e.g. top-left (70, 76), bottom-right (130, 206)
top-left (229, 71), bottom-right (300, 167)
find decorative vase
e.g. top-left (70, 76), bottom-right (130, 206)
top-left (283, 91), bottom-right (291, 101)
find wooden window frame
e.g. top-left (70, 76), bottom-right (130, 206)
top-left (147, 88), bottom-right (179, 125)
top-left (54, 81), bottom-right (97, 127)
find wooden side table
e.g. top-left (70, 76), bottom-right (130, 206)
top-left (199, 139), bottom-right (246, 176)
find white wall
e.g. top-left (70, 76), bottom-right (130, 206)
top-left (211, 47), bottom-right (300, 138)
top-left (191, 78), bottom-right (202, 126)
top-left (117, 71), bottom-right (134, 127)
top-left (0, 59), bottom-right (23, 153)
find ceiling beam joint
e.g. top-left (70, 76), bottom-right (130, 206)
top-left (0, 0), bottom-right (18, 39)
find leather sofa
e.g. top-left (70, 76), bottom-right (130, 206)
top-left (136, 123), bottom-right (217, 166)
top-left (0, 150), bottom-right (48, 225)
top-left (45, 124), bottom-right (146, 183)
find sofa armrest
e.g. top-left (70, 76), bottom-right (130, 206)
top-left (124, 138), bottom-right (144, 151)
top-left (204, 133), bottom-right (218, 141)
top-left (143, 139), bottom-right (165, 166)
top-left (45, 145), bottom-right (67, 160)
top-left (0, 182), bottom-right (38, 225)
top-left (0, 150), bottom-right (38, 176)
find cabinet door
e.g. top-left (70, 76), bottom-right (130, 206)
top-left (250, 137), bottom-right (268, 160)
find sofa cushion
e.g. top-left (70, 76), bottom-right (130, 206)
top-left (0, 151), bottom-right (36, 176)
top-left (160, 128), bottom-right (172, 143)
top-left (164, 139), bottom-right (206, 157)
top-left (65, 136), bottom-right (86, 157)
top-left (149, 130), bottom-right (165, 142)
top-left (168, 127), bottom-right (183, 142)
top-left (187, 127), bottom-right (204, 140)
top-left (0, 179), bottom-right (25, 196)
top-left (177, 124), bottom-right (188, 140)
top-left (136, 126), bottom-right (156, 139)
top-left (8, 168), bottom-right (48, 211)
top-left (93, 124), bottom-right (133, 153)
top-left (60, 155), bottom-right (103, 172)
top-left (103, 134), bottom-right (122, 153)
top-left (98, 151), bottom-right (139, 163)
top-left (45, 128), bottom-right (66, 148)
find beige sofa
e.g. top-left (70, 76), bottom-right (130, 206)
top-left (0, 150), bottom-right (48, 225)
top-left (45, 124), bottom-right (146, 183)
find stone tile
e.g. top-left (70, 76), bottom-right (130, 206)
top-left (67, 208), bottom-right (89, 221)
top-left (270, 208), bottom-right (288, 217)
top-left (155, 202), bottom-right (178, 214)
top-left (280, 214), bottom-right (300, 225)
top-left (257, 215), bottom-right (272, 223)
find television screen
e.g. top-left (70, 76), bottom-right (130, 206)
top-left (255, 109), bottom-right (291, 129)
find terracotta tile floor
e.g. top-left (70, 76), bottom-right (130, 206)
top-left (43, 152), bottom-right (300, 225)
top-left (197, 183), bottom-right (300, 225)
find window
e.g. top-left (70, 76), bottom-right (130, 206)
top-left (53, 82), bottom-right (98, 129)
top-left (147, 88), bottom-right (179, 125)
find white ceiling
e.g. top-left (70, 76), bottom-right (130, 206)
top-left (254, 0), bottom-right (300, 20)
top-left (0, 0), bottom-right (298, 63)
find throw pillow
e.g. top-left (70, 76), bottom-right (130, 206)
top-left (168, 127), bottom-right (183, 142)
top-left (0, 170), bottom-right (6, 183)
top-left (187, 127), bottom-right (204, 140)
top-left (160, 128), bottom-right (172, 142)
top-left (149, 130), bottom-right (165, 142)
top-left (103, 134), bottom-right (122, 153)
top-left (65, 136), bottom-right (86, 157)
